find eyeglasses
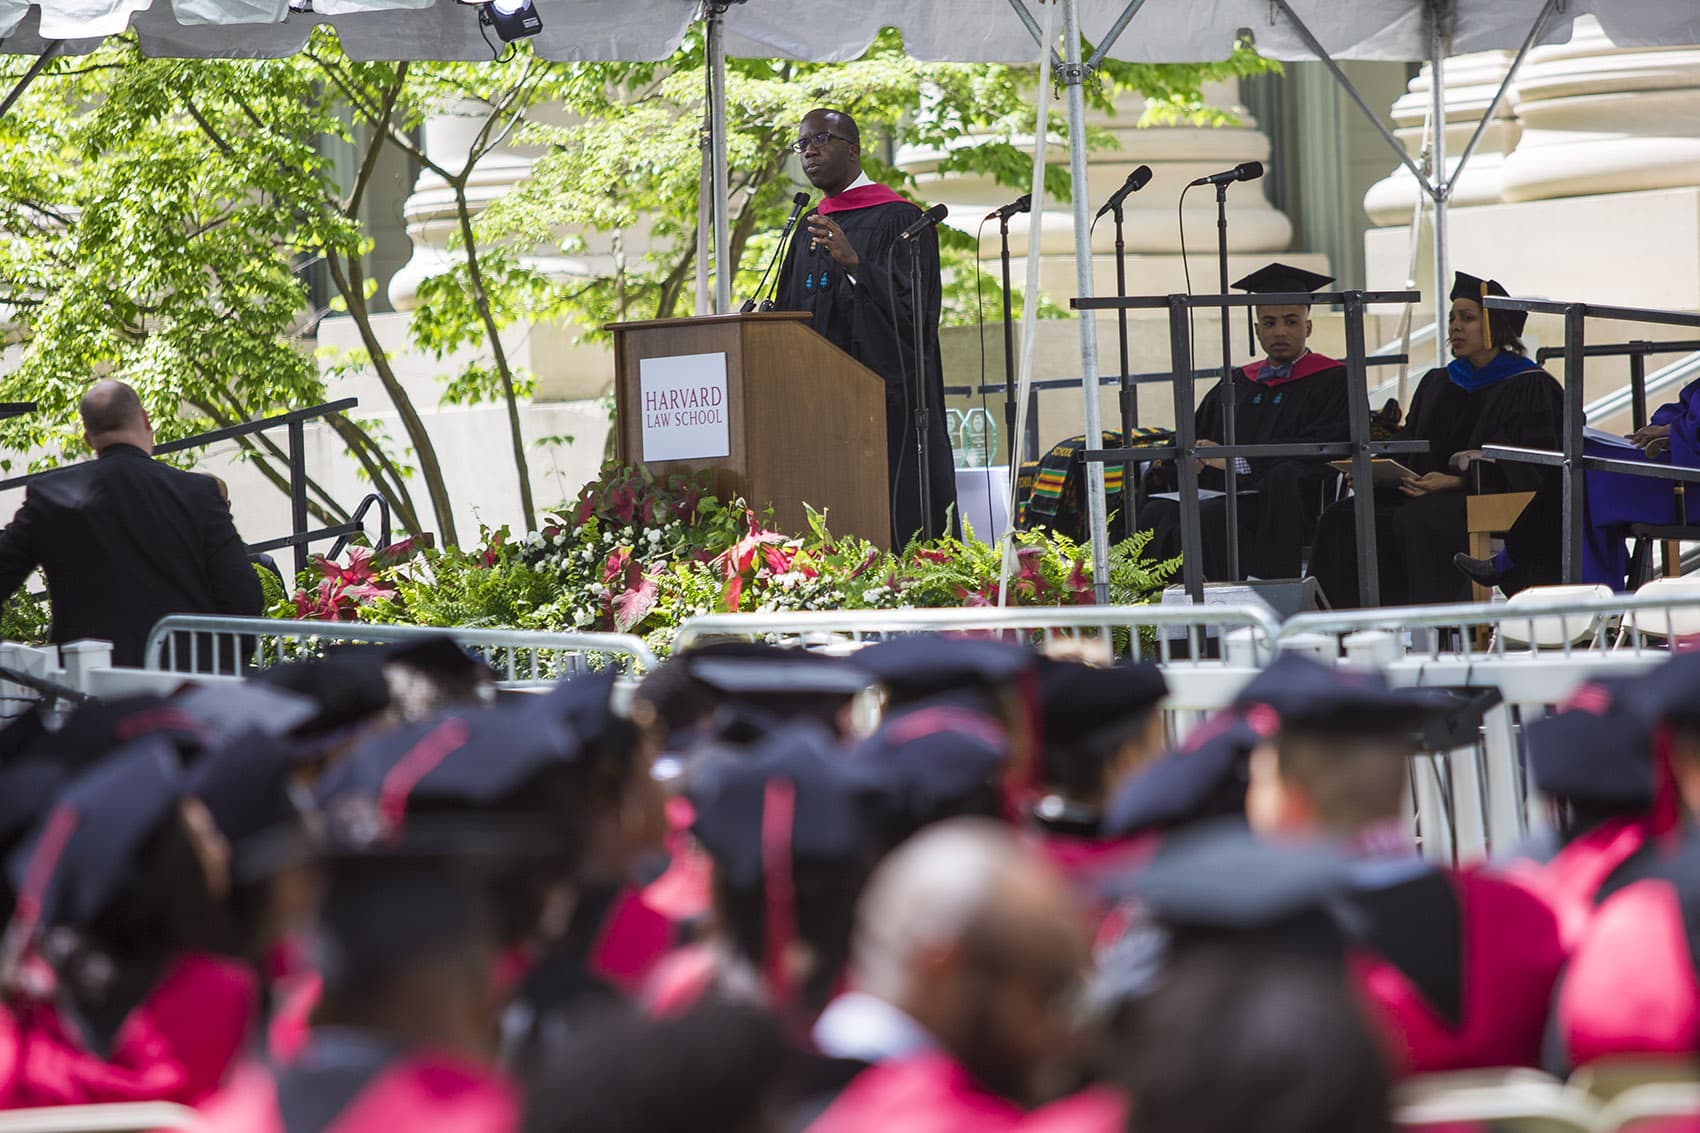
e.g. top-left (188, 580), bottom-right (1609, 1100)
top-left (791, 131), bottom-right (848, 154)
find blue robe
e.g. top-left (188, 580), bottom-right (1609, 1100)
top-left (1507, 377), bottom-right (1700, 590)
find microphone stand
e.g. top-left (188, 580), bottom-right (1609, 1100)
top-left (1215, 182), bottom-right (1241, 580)
top-left (908, 238), bottom-right (936, 541)
top-left (999, 214), bottom-right (1019, 478)
top-left (1111, 200), bottom-right (1136, 526)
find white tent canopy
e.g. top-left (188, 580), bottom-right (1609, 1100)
top-left (4, 0), bottom-right (1698, 62)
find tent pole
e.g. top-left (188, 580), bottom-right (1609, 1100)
top-left (1085, 0), bottom-right (1150, 69)
top-left (705, 1), bottom-right (732, 314)
top-left (0, 41), bottom-right (62, 123)
top-left (1001, 0), bottom-right (1065, 69)
top-left (1060, 0), bottom-right (1111, 603)
top-left (1429, 1), bottom-right (1450, 367)
top-left (696, 66), bottom-right (712, 316)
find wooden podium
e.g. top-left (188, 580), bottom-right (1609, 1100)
top-left (609, 312), bottom-right (891, 548)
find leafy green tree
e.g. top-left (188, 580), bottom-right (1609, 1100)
top-left (481, 29), bottom-right (1276, 334)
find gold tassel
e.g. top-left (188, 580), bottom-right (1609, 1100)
top-left (1480, 281), bottom-right (1494, 350)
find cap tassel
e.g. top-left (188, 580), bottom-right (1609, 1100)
top-left (1480, 282), bottom-right (1494, 351)
top-left (1650, 723), bottom-right (1683, 840)
top-left (377, 717), bottom-right (473, 837)
top-left (0, 804), bottom-right (80, 987)
top-left (760, 778), bottom-right (798, 1010)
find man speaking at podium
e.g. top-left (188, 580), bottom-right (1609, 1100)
top-left (773, 108), bottom-right (958, 548)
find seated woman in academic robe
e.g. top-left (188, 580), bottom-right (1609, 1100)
top-left (1455, 374), bottom-right (1700, 593)
top-left (1137, 262), bottom-right (1349, 581)
top-left (1307, 272), bottom-right (1563, 608)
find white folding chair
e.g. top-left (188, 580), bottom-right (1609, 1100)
top-left (0, 1103), bottom-right (204, 1133)
top-left (1493, 585), bottom-right (1618, 650)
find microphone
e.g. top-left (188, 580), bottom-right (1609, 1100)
top-left (897, 203), bottom-right (949, 243)
top-left (741, 191), bottom-right (811, 313)
top-left (1188, 161), bottom-right (1263, 188)
top-left (984, 194), bottom-right (1031, 222)
top-left (1093, 165), bottom-right (1153, 220)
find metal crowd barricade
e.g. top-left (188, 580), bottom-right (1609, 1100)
top-left (143, 616), bottom-right (659, 685)
top-left (1073, 289), bottom-right (1426, 606)
top-left (1274, 591), bottom-right (1700, 865)
top-left (672, 603), bottom-right (1282, 724)
top-left (1484, 297), bottom-right (1700, 584)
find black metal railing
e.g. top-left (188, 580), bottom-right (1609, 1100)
top-left (0, 398), bottom-right (375, 576)
top-left (1070, 289), bottom-right (1425, 605)
top-left (1484, 298), bottom-right (1700, 584)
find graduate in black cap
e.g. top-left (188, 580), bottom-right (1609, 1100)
top-left (1029, 658), bottom-right (1168, 883)
top-left (645, 721), bottom-right (876, 1027)
top-left (1546, 654), bottom-right (1700, 1073)
top-left (1308, 271), bottom-right (1563, 606)
top-left (1238, 653), bottom-right (1565, 1074)
top-left (1137, 262), bottom-right (1349, 581)
top-left (0, 736), bottom-right (257, 1107)
top-left (1090, 828), bottom-right (1392, 1133)
top-left (203, 854), bottom-right (520, 1133)
top-left (1499, 677), bottom-right (1676, 948)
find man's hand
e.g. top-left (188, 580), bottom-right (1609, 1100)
top-left (807, 215), bottom-right (859, 271)
top-left (1630, 423), bottom-right (1671, 449)
top-left (1399, 471), bottom-right (1464, 497)
top-left (1193, 438), bottom-right (1226, 473)
top-left (1647, 435), bottom-right (1672, 460)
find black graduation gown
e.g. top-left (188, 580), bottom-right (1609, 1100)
top-left (1136, 361), bottom-right (1348, 580)
top-left (773, 198), bottom-right (957, 547)
top-left (1308, 365), bottom-right (1563, 607)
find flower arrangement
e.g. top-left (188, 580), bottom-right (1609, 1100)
top-left (279, 463), bottom-right (1179, 657)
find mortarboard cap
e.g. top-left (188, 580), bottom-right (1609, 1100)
top-left (1126, 820), bottom-right (1357, 961)
top-left (1626, 652), bottom-right (1700, 731)
top-left (26, 694), bottom-right (204, 768)
top-left (1102, 710), bottom-right (1268, 839)
top-left (684, 650), bottom-right (876, 701)
top-left (0, 709), bottom-right (48, 766)
top-left (1038, 658), bottom-right (1167, 747)
top-left (1231, 262), bottom-right (1335, 298)
top-left (1523, 678), bottom-right (1654, 808)
top-left (314, 703), bottom-right (581, 857)
top-left (853, 636), bottom-right (1033, 706)
top-left (1233, 652), bottom-right (1448, 739)
top-left (255, 652), bottom-right (394, 738)
top-left (1450, 270), bottom-right (1527, 344)
top-left (527, 671), bottom-right (620, 748)
top-left (167, 682), bottom-right (319, 746)
top-left (6, 736), bottom-right (184, 932)
top-left (844, 694), bottom-right (1011, 834)
top-left (187, 727), bottom-right (318, 883)
top-left (689, 721), bottom-right (873, 891)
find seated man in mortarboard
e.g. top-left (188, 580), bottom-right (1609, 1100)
top-left (0, 736), bottom-right (258, 1108)
top-left (808, 820), bottom-right (1088, 1133)
top-left (1137, 262), bottom-right (1349, 582)
top-left (1309, 271), bottom-right (1563, 607)
top-left (1548, 653), bottom-right (1700, 1074)
top-left (1497, 676), bottom-right (1677, 949)
top-left (1238, 653), bottom-right (1565, 1074)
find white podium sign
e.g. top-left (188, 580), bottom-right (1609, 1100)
top-left (639, 351), bottom-right (730, 463)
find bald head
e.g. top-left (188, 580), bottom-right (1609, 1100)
top-left (850, 819), bottom-right (1085, 1101)
top-left (80, 381), bottom-right (153, 454)
top-left (852, 818), bottom-right (1082, 1001)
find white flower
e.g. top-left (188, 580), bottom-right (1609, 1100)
top-left (579, 550), bottom-right (593, 563)
top-left (861, 587), bottom-right (885, 604)
top-left (573, 608), bottom-right (593, 626)
top-left (647, 529), bottom-right (663, 544)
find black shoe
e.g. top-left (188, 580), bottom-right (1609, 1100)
top-left (1453, 552), bottom-right (1505, 587)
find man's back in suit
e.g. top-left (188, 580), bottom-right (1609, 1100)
top-left (0, 443), bottom-right (264, 667)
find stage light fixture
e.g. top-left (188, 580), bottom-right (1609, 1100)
top-left (480, 0), bottom-right (542, 43)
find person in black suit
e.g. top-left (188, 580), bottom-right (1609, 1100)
top-left (0, 380), bottom-right (263, 667)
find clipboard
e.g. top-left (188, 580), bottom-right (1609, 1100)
top-left (1327, 458), bottom-right (1419, 486)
